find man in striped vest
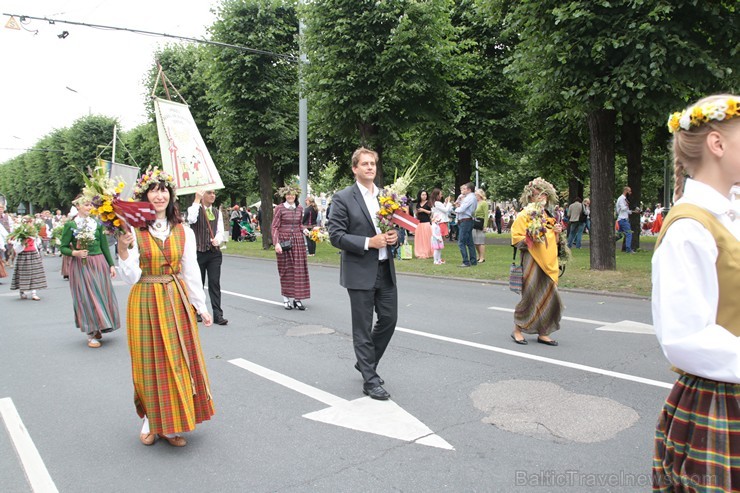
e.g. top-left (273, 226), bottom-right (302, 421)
top-left (187, 189), bottom-right (228, 325)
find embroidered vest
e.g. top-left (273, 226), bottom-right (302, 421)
top-left (190, 206), bottom-right (219, 252)
top-left (656, 203), bottom-right (740, 336)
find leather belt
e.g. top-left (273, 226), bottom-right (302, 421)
top-left (458, 218), bottom-right (472, 222)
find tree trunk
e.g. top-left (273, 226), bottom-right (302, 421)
top-left (255, 153), bottom-right (274, 249)
top-left (456, 147), bottom-right (472, 197)
top-left (622, 116), bottom-right (643, 252)
top-left (588, 109), bottom-right (617, 270)
top-left (567, 152), bottom-right (584, 204)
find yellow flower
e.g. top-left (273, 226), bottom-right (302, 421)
top-left (113, 219), bottom-right (121, 227)
top-left (667, 113), bottom-right (681, 133)
top-left (727, 99), bottom-right (738, 117)
top-left (118, 182), bottom-right (125, 188)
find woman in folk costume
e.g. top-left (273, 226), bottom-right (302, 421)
top-left (272, 183), bottom-right (311, 310)
top-left (509, 178), bottom-right (564, 346)
top-left (652, 95), bottom-right (740, 491)
top-left (60, 195), bottom-right (120, 348)
top-left (10, 216), bottom-right (48, 300)
top-left (117, 168), bottom-right (214, 447)
top-left (0, 221), bottom-right (7, 281)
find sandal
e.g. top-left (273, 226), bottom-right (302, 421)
top-left (139, 433), bottom-right (157, 446)
top-left (88, 339), bottom-right (101, 348)
top-left (94, 331), bottom-right (103, 340)
top-left (284, 301), bottom-right (293, 310)
top-left (158, 434), bottom-right (187, 447)
top-left (20, 292), bottom-right (28, 300)
top-left (31, 295), bottom-right (41, 301)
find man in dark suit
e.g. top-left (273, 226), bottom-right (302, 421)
top-left (328, 147), bottom-right (399, 400)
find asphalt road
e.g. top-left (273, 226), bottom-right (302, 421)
top-left (1, 252), bottom-right (671, 492)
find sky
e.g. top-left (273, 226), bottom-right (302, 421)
top-left (0, 0), bottom-right (219, 164)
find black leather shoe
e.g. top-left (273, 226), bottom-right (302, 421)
top-left (363, 385), bottom-right (390, 400)
top-left (537, 337), bottom-right (558, 346)
top-left (354, 363), bottom-right (384, 385)
top-left (284, 301), bottom-right (293, 310)
top-left (214, 318), bottom-right (228, 326)
top-left (511, 333), bottom-right (528, 345)
top-left (293, 300), bottom-right (306, 311)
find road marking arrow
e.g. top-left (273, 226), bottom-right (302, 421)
top-left (228, 358), bottom-right (454, 450)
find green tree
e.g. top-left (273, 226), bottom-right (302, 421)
top-left (208, 0), bottom-right (299, 248)
top-left (500, 0), bottom-right (739, 269)
top-left (302, 0), bottom-right (458, 184)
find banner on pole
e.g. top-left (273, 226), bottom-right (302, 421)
top-left (153, 97), bottom-right (224, 196)
top-left (98, 159), bottom-right (140, 200)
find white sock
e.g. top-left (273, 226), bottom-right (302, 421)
top-left (283, 296), bottom-right (290, 303)
top-left (141, 416), bottom-right (150, 434)
top-left (433, 251), bottom-right (442, 263)
top-left (31, 290), bottom-right (37, 296)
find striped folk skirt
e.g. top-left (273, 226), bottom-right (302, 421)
top-left (514, 250), bottom-right (562, 336)
top-left (67, 254), bottom-right (120, 335)
top-left (10, 250), bottom-right (47, 291)
top-left (0, 259), bottom-right (6, 279)
top-left (127, 279), bottom-right (214, 436)
top-left (275, 231), bottom-right (311, 299)
top-left (653, 373), bottom-right (740, 491)
top-left (61, 254), bottom-right (72, 278)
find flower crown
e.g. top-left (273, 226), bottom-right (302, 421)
top-left (667, 97), bottom-right (739, 134)
top-left (520, 177), bottom-right (558, 207)
top-left (133, 166), bottom-right (176, 198)
top-left (276, 183), bottom-right (301, 198)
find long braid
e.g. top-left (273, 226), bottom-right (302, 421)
top-left (673, 155), bottom-right (686, 202)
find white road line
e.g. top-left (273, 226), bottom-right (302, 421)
top-left (396, 327), bottom-right (672, 389)
top-left (222, 289), bottom-right (283, 306)
top-left (487, 306), bottom-right (611, 326)
top-left (223, 291), bottom-right (672, 389)
top-left (228, 358), bottom-right (346, 406)
top-left (0, 397), bottom-right (58, 493)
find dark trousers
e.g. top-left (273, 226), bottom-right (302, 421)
top-left (347, 261), bottom-right (397, 389)
top-left (197, 249), bottom-right (224, 320)
top-left (306, 237), bottom-right (316, 255)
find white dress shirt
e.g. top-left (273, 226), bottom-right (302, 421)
top-left (455, 192), bottom-right (477, 219)
top-left (118, 225), bottom-right (209, 315)
top-left (356, 181), bottom-right (387, 261)
top-left (186, 203), bottom-right (225, 245)
top-left (652, 178), bottom-right (740, 382)
top-left (616, 194), bottom-right (630, 220)
top-left (432, 201), bottom-right (453, 223)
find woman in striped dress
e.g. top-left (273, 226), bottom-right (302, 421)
top-left (60, 198), bottom-right (120, 348)
top-left (272, 184), bottom-right (311, 310)
top-left (117, 168), bottom-right (214, 448)
top-left (10, 217), bottom-right (47, 300)
top-left (652, 95), bottom-right (740, 491)
top-left (509, 178), bottom-right (563, 346)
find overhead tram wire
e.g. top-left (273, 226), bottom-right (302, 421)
top-left (3, 13), bottom-right (299, 62)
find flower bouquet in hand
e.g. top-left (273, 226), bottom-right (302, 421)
top-left (376, 155), bottom-right (421, 232)
top-left (73, 220), bottom-right (96, 265)
top-left (79, 161), bottom-right (156, 235)
top-left (308, 228), bottom-right (329, 243)
top-left (522, 202), bottom-right (551, 248)
top-left (8, 221), bottom-right (39, 242)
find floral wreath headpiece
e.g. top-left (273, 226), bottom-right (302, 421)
top-left (520, 177), bottom-right (558, 207)
top-left (276, 183), bottom-right (301, 199)
top-left (667, 96), bottom-right (739, 134)
top-left (133, 166), bottom-right (176, 199)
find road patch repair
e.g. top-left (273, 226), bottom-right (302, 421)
top-left (471, 380), bottom-right (639, 443)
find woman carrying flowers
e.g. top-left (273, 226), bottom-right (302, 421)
top-left (652, 95), bottom-right (740, 491)
top-left (60, 194), bottom-right (120, 348)
top-left (272, 183), bottom-right (310, 310)
top-left (510, 178), bottom-right (564, 346)
top-left (9, 217), bottom-right (47, 300)
top-left (117, 167), bottom-right (214, 447)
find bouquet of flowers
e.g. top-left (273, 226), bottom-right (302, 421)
top-left (51, 223), bottom-right (65, 246)
top-left (79, 162), bottom-right (156, 234)
top-left (73, 220), bottom-right (97, 265)
top-left (376, 155), bottom-right (421, 232)
top-left (308, 228), bottom-right (329, 243)
top-left (79, 161), bottom-right (127, 235)
top-left (522, 202), bottom-right (551, 248)
top-left (8, 221), bottom-right (39, 242)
